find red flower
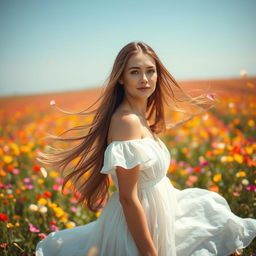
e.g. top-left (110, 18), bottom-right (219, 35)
top-left (33, 165), bottom-right (41, 172)
top-left (193, 166), bottom-right (201, 173)
top-left (36, 194), bottom-right (43, 199)
top-left (50, 221), bottom-right (56, 226)
top-left (38, 233), bottom-right (47, 239)
top-left (0, 213), bottom-right (8, 222)
top-left (43, 191), bottom-right (52, 198)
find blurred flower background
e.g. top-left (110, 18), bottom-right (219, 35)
top-left (0, 77), bottom-right (255, 255)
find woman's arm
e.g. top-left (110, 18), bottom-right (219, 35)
top-left (117, 163), bottom-right (158, 256)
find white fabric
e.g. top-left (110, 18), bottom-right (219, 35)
top-left (36, 137), bottom-right (256, 256)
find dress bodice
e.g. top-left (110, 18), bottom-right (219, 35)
top-left (99, 137), bottom-right (171, 190)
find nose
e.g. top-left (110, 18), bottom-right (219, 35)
top-left (141, 72), bottom-right (148, 84)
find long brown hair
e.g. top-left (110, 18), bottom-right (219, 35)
top-left (37, 41), bottom-right (217, 212)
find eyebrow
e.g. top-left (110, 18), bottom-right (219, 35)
top-left (128, 66), bottom-right (155, 70)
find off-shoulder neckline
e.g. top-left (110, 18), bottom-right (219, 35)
top-left (106, 137), bottom-right (164, 151)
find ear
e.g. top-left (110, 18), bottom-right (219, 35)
top-left (118, 77), bottom-right (123, 85)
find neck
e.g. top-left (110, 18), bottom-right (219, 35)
top-left (122, 96), bottom-right (148, 118)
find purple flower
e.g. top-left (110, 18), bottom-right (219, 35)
top-left (200, 160), bottom-right (208, 166)
top-left (50, 225), bottom-right (59, 231)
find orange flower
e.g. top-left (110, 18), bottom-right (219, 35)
top-left (209, 185), bottom-right (219, 193)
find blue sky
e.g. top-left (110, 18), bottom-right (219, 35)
top-left (0, 0), bottom-right (255, 96)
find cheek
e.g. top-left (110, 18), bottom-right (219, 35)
top-left (125, 75), bottom-right (137, 85)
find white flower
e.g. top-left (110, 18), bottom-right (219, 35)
top-left (40, 167), bottom-right (48, 178)
top-left (49, 100), bottom-right (56, 106)
top-left (228, 102), bottom-right (235, 108)
top-left (29, 204), bottom-right (39, 211)
top-left (6, 189), bottom-right (13, 194)
top-left (216, 143), bottom-right (225, 149)
top-left (39, 206), bottom-right (48, 213)
top-left (240, 70), bottom-right (247, 78)
top-left (191, 141), bottom-right (198, 148)
top-left (202, 114), bottom-right (208, 121)
top-left (220, 156), bottom-right (227, 162)
top-left (241, 178), bottom-right (249, 186)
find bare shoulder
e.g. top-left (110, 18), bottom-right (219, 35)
top-left (108, 110), bottom-right (142, 143)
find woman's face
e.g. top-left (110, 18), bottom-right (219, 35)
top-left (119, 52), bottom-right (157, 99)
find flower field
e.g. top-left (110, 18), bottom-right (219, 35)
top-left (0, 78), bottom-right (256, 255)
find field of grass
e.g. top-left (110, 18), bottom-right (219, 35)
top-left (0, 78), bottom-right (255, 255)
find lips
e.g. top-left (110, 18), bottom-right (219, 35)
top-left (137, 87), bottom-right (150, 90)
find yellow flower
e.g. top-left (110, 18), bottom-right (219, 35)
top-left (65, 180), bottom-right (73, 188)
top-left (10, 143), bottom-right (20, 155)
top-left (37, 178), bottom-right (44, 184)
top-left (226, 145), bottom-right (233, 151)
top-left (181, 147), bottom-right (188, 154)
top-left (3, 155), bottom-right (13, 164)
top-left (180, 169), bottom-right (187, 176)
top-left (95, 211), bottom-right (101, 218)
top-left (233, 154), bottom-right (244, 164)
top-left (6, 223), bottom-right (14, 228)
top-left (20, 145), bottom-right (31, 153)
top-left (213, 173), bottom-right (222, 183)
top-left (236, 171), bottom-right (246, 178)
top-left (246, 82), bottom-right (254, 88)
top-left (65, 221), bottom-right (76, 229)
top-left (37, 198), bottom-right (48, 206)
top-left (49, 171), bottom-right (59, 178)
top-left (15, 222), bottom-right (20, 227)
top-left (54, 207), bottom-right (65, 218)
top-left (60, 215), bottom-right (68, 223)
top-left (199, 130), bottom-right (208, 139)
top-left (248, 119), bottom-right (255, 127)
top-left (245, 146), bottom-right (253, 155)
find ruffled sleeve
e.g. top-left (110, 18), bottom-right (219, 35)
top-left (100, 140), bottom-right (158, 175)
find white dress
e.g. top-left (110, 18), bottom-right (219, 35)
top-left (36, 137), bottom-right (256, 256)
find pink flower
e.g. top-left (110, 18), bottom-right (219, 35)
top-left (29, 223), bottom-right (40, 233)
top-left (246, 185), bottom-right (256, 191)
top-left (55, 177), bottom-right (63, 185)
top-left (200, 160), bottom-right (208, 166)
top-left (12, 168), bottom-right (20, 175)
top-left (70, 197), bottom-right (78, 204)
top-left (24, 178), bottom-right (31, 183)
top-left (52, 184), bottom-right (60, 191)
top-left (206, 93), bottom-right (215, 101)
top-left (70, 206), bottom-right (78, 212)
top-left (25, 184), bottom-right (34, 190)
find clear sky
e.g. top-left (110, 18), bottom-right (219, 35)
top-left (0, 0), bottom-right (255, 96)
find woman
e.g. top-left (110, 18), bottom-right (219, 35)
top-left (36, 41), bottom-right (256, 256)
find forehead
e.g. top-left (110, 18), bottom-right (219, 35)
top-left (126, 52), bottom-right (156, 68)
